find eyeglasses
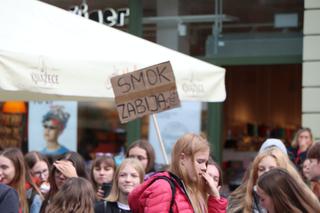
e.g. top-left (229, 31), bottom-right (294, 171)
top-left (32, 169), bottom-right (49, 177)
top-left (43, 124), bottom-right (58, 130)
top-left (129, 155), bottom-right (148, 161)
top-left (96, 152), bottom-right (114, 158)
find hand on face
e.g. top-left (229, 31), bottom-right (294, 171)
top-left (53, 160), bottom-right (77, 178)
top-left (202, 172), bottom-right (220, 198)
top-left (54, 160), bottom-right (77, 189)
top-left (298, 131), bottom-right (312, 151)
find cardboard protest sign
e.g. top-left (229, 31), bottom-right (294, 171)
top-left (111, 61), bottom-right (181, 123)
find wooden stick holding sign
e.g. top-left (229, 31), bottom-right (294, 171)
top-left (111, 61), bottom-right (181, 164)
top-left (151, 113), bottom-right (168, 164)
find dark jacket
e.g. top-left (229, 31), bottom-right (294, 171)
top-left (95, 201), bottom-right (131, 213)
top-left (0, 184), bottom-right (19, 213)
top-left (287, 146), bottom-right (308, 171)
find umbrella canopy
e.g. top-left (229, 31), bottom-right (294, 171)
top-left (0, 0), bottom-right (226, 102)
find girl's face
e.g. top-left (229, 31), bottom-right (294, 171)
top-left (183, 150), bottom-right (209, 182)
top-left (206, 164), bottom-right (220, 188)
top-left (298, 131), bottom-right (312, 149)
top-left (256, 186), bottom-right (275, 213)
top-left (31, 160), bottom-right (49, 183)
top-left (302, 159), bottom-right (311, 180)
top-left (93, 162), bottom-right (114, 185)
top-left (43, 120), bottom-right (61, 142)
top-left (0, 156), bottom-right (15, 185)
top-left (128, 147), bottom-right (148, 171)
top-left (118, 164), bottom-right (140, 195)
top-left (257, 156), bottom-right (277, 178)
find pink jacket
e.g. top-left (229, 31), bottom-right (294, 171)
top-left (129, 172), bottom-right (227, 213)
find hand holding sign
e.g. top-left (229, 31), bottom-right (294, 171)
top-left (111, 61), bottom-right (181, 164)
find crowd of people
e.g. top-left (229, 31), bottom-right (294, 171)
top-left (0, 128), bottom-right (320, 213)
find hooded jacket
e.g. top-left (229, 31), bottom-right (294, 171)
top-left (128, 171), bottom-right (227, 213)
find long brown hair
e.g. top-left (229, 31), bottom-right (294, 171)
top-left (227, 164), bottom-right (252, 213)
top-left (244, 147), bottom-right (307, 213)
top-left (0, 148), bottom-right (28, 213)
top-left (45, 177), bottom-right (95, 213)
top-left (169, 133), bottom-right (210, 213)
top-left (25, 151), bottom-right (50, 174)
top-left (41, 152), bottom-right (88, 213)
top-left (25, 151), bottom-right (49, 200)
top-left (257, 168), bottom-right (320, 212)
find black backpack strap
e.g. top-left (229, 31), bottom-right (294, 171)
top-left (148, 176), bottom-right (176, 213)
top-left (168, 172), bottom-right (193, 211)
top-left (103, 200), bottom-right (108, 213)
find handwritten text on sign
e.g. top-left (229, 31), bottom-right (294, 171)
top-left (111, 61), bottom-right (181, 123)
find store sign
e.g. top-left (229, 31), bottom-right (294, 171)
top-left (70, 2), bottom-right (129, 26)
top-left (111, 61), bottom-right (181, 123)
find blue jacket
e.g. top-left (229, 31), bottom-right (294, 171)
top-left (0, 184), bottom-right (19, 213)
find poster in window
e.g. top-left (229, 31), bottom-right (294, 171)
top-left (148, 101), bottom-right (201, 164)
top-left (28, 101), bottom-right (77, 155)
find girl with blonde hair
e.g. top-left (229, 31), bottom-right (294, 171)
top-left (288, 127), bottom-right (314, 170)
top-left (243, 147), bottom-right (311, 213)
top-left (95, 158), bottom-right (144, 213)
top-left (129, 133), bottom-right (227, 213)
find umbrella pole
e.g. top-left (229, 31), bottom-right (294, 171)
top-left (151, 113), bottom-right (169, 165)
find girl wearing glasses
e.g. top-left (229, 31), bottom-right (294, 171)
top-left (40, 152), bottom-right (88, 213)
top-left (25, 151), bottom-right (50, 194)
top-left (126, 139), bottom-right (155, 179)
top-left (41, 105), bottom-right (70, 157)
